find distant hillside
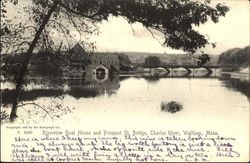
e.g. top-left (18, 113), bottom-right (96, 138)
top-left (121, 52), bottom-right (218, 65)
top-left (217, 46), bottom-right (250, 66)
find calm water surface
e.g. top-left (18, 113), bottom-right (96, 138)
top-left (1, 75), bottom-right (249, 162)
top-left (1, 76), bottom-right (249, 130)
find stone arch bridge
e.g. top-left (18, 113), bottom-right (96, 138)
top-left (145, 64), bottom-right (240, 76)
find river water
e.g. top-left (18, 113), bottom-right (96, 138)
top-left (1, 75), bottom-right (249, 128)
top-left (1, 75), bottom-right (249, 160)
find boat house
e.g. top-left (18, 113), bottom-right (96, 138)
top-left (62, 43), bottom-right (120, 78)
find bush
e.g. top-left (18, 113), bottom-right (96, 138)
top-left (217, 46), bottom-right (250, 67)
top-left (144, 56), bottom-right (161, 68)
top-left (161, 101), bottom-right (183, 113)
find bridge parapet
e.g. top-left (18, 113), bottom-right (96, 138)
top-left (142, 64), bottom-right (241, 75)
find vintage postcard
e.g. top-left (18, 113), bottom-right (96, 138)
top-left (1, 0), bottom-right (249, 162)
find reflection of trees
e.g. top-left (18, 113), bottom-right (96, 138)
top-left (119, 76), bottom-right (132, 82)
top-left (1, 74), bottom-right (120, 123)
top-left (67, 89), bottom-right (99, 98)
top-left (2, 74), bottom-right (120, 106)
top-left (27, 77), bottom-right (66, 89)
top-left (219, 78), bottom-right (250, 99)
top-left (1, 89), bottom-right (64, 106)
top-left (144, 76), bottom-right (160, 84)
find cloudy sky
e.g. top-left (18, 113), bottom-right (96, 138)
top-left (93, 0), bottom-right (249, 54)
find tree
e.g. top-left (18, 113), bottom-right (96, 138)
top-left (1, 0), bottom-right (229, 121)
top-left (117, 53), bottom-right (132, 65)
top-left (144, 56), bottom-right (161, 68)
top-left (197, 53), bottom-right (211, 66)
top-left (217, 46), bottom-right (250, 66)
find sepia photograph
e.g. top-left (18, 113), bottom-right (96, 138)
top-left (1, 0), bottom-right (249, 162)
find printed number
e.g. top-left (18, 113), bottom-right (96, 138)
top-left (24, 131), bottom-right (33, 134)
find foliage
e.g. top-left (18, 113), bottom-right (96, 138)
top-left (15, 97), bottom-right (75, 124)
top-left (0, 111), bottom-right (9, 122)
top-left (1, 0), bottom-right (98, 54)
top-left (1, 53), bottom-right (24, 82)
top-left (117, 53), bottom-right (132, 65)
top-left (217, 45), bottom-right (250, 66)
top-left (0, 0), bottom-right (18, 36)
top-left (197, 53), bottom-right (211, 66)
top-left (1, 0), bottom-right (230, 54)
top-left (62, 0), bottom-right (229, 53)
top-left (161, 101), bottom-right (183, 113)
top-left (144, 56), bottom-right (161, 68)
top-left (1, 52), bottom-right (64, 80)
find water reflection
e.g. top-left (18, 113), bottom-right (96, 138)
top-left (66, 72), bottom-right (120, 98)
top-left (1, 89), bottom-right (64, 106)
top-left (143, 76), bottom-right (160, 84)
top-left (142, 76), bottom-right (250, 99)
top-left (119, 76), bottom-right (134, 82)
top-left (1, 72), bottom-right (120, 106)
top-left (219, 77), bottom-right (250, 100)
top-left (1, 74), bottom-right (250, 106)
top-left (1, 74), bottom-right (249, 124)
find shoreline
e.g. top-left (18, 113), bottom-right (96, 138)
top-left (220, 71), bottom-right (249, 81)
top-left (1, 69), bottom-right (249, 81)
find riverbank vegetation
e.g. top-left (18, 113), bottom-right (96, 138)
top-left (217, 45), bottom-right (250, 71)
top-left (161, 101), bottom-right (183, 113)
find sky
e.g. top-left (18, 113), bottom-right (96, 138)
top-left (92, 0), bottom-right (249, 54)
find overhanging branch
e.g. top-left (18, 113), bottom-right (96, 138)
top-left (59, 3), bottom-right (101, 21)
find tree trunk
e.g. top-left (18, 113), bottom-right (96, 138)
top-left (10, 1), bottom-right (59, 122)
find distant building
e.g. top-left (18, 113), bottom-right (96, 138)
top-left (85, 52), bottom-right (119, 75)
top-left (63, 43), bottom-right (120, 78)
